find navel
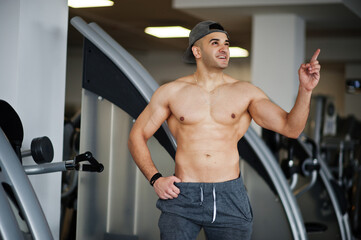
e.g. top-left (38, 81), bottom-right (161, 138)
top-left (231, 113), bottom-right (236, 119)
top-left (180, 116), bottom-right (184, 121)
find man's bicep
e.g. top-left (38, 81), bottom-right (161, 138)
top-left (143, 103), bottom-right (171, 138)
top-left (130, 83), bottom-right (173, 140)
top-left (132, 101), bottom-right (170, 140)
top-left (249, 97), bottom-right (288, 133)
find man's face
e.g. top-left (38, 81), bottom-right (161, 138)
top-left (196, 32), bottom-right (230, 69)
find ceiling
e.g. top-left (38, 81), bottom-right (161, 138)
top-left (68, 0), bottom-right (201, 52)
top-left (67, 0), bottom-right (361, 58)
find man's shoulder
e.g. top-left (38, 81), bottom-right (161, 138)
top-left (225, 77), bottom-right (255, 90)
top-left (173, 75), bottom-right (194, 85)
top-left (158, 75), bottom-right (193, 91)
top-left (224, 77), bottom-right (265, 100)
top-left (152, 75), bottom-right (193, 99)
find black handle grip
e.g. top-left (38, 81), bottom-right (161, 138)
top-left (74, 151), bottom-right (104, 173)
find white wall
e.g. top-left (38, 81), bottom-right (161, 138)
top-left (251, 14), bottom-right (305, 113)
top-left (0, 0), bottom-right (68, 239)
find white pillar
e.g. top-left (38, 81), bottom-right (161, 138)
top-left (251, 14), bottom-right (305, 112)
top-left (0, 0), bottom-right (68, 239)
top-left (345, 64), bottom-right (361, 120)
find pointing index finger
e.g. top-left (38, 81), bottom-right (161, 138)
top-left (311, 49), bottom-right (321, 61)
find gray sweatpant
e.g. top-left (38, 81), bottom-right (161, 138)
top-left (156, 176), bottom-right (253, 240)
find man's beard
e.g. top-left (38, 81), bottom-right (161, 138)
top-left (203, 54), bottom-right (229, 69)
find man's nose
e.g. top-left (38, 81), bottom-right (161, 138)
top-left (219, 45), bottom-right (227, 53)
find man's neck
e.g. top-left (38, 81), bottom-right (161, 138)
top-left (194, 69), bottom-right (225, 92)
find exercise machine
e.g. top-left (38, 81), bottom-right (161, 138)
top-left (0, 100), bottom-right (103, 240)
top-left (263, 128), bottom-right (353, 240)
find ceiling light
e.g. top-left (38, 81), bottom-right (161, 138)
top-left (68, 0), bottom-right (114, 8)
top-left (145, 26), bottom-right (191, 38)
top-left (230, 47), bottom-right (249, 58)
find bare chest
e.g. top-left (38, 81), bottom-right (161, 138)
top-left (169, 85), bottom-right (249, 125)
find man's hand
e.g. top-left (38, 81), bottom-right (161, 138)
top-left (298, 49), bottom-right (321, 92)
top-left (153, 176), bottom-right (181, 200)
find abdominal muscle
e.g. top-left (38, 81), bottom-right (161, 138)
top-left (174, 137), bottom-right (241, 183)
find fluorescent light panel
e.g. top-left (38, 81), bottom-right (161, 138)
top-left (230, 47), bottom-right (249, 58)
top-left (145, 26), bottom-right (190, 38)
top-left (145, 26), bottom-right (248, 57)
top-left (68, 0), bottom-right (114, 8)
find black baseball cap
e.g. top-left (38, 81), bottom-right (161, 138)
top-left (183, 20), bottom-right (229, 64)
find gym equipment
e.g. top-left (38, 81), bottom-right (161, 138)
top-left (0, 100), bottom-right (52, 240)
top-left (263, 129), bottom-right (352, 239)
top-left (21, 136), bottom-right (54, 164)
top-left (72, 16), bottom-right (308, 240)
top-left (60, 112), bottom-right (81, 240)
top-left (24, 151), bottom-right (103, 175)
top-left (305, 95), bottom-right (361, 238)
top-left (0, 100), bottom-right (103, 240)
top-left (0, 99), bottom-right (24, 161)
top-left (293, 137), bottom-right (320, 198)
top-left (346, 79), bottom-right (361, 94)
top-left (300, 135), bottom-right (352, 240)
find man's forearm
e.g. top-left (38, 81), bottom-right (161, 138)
top-left (128, 135), bottom-right (159, 181)
top-left (286, 86), bottom-right (312, 138)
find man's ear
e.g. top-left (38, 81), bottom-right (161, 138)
top-left (192, 45), bottom-right (201, 60)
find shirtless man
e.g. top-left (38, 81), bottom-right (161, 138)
top-left (128, 20), bottom-right (321, 240)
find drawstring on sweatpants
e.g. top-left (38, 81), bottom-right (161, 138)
top-left (212, 186), bottom-right (217, 223)
top-left (199, 186), bottom-right (217, 223)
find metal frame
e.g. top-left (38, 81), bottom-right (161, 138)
top-left (298, 134), bottom-right (352, 240)
top-left (0, 128), bottom-right (53, 240)
top-left (70, 16), bottom-right (177, 152)
top-left (244, 129), bottom-right (307, 240)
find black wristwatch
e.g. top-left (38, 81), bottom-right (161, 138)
top-left (150, 172), bottom-right (162, 186)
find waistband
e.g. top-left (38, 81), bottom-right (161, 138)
top-left (174, 175), bottom-right (243, 192)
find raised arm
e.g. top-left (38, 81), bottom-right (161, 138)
top-left (248, 49), bottom-right (321, 138)
top-left (128, 83), bottom-right (181, 199)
